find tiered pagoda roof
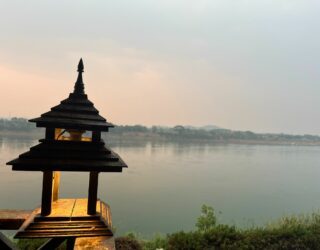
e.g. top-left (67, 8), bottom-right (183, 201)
top-left (30, 59), bottom-right (113, 131)
top-left (7, 59), bottom-right (127, 172)
top-left (8, 139), bottom-right (126, 172)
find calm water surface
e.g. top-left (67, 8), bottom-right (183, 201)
top-left (1, 137), bottom-right (320, 236)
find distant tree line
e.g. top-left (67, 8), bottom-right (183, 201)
top-left (112, 124), bottom-right (320, 143)
top-left (1, 118), bottom-right (320, 143)
top-left (0, 117), bottom-right (36, 131)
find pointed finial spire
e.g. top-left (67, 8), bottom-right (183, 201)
top-left (78, 58), bottom-right (84, 73)
top-left (74, 58), bottom-right (85, 94)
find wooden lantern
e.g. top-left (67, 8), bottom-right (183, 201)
top-left (6, 59), bottom-right (127, 241)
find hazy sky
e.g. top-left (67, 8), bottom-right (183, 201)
top-left (0, 0), bottom-right (320, 134)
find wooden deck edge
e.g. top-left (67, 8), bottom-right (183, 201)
top-left (0, 210), bottom-right (32, 230)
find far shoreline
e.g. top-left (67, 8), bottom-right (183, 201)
top-left (1, 130), bottom-right (320, 146)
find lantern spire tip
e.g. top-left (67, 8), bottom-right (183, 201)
top-left (74, 58), bottom-right (85, 94)
top-left (78, 58), bottom-right (84, 73)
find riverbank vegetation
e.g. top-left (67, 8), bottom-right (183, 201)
top-left (116, 205), bottom-right (320, 250)
top-left (1, 117), bottom-right (320, 145)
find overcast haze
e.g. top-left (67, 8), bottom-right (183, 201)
top-left (0, 1), bottom-right (320, 134)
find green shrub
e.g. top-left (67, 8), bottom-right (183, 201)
top-left (153, 205), bottom-right (320, 249)
top-left (115, 236), bottom-right (142, 250)
top-left (195, 205), bottom-right (217, 232)
top-left (142, 234), bottom-right (168, 250)
top-left (167, 231), bottom-right (205, 250)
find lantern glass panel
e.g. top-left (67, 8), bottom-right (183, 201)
top-left (54, 128), bottom-right (92, 141)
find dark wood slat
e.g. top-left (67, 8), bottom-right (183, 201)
top-left (28, 225), bottom-right (106, 231)
top-left (19, 230), bottom-right (112, 235)
top-left (30, 144), bottom-right (111, 155)
top-left (28, 224), bottom-right (104, 229)
top-left (30, 220), bottom-right (105, 227)
top-left (29, 221), bottom-right (103, 226)
top-left (0, 210), bottom-right (31, 230)
top-left (12, 165), bottom-right (123, 172)
top-left (15, 229), bottom-right (112, 238)
top-left (28, 224), bottom-right (105, 230)
top-left (39, 138), bottom-right (106, 145)
top-left (29, 220), bottom-right (104, 226)
top-left (33, 145), bottom-right (110, 153)
top-left (34, 216), bottom-right (100, 222)
top-left (30, 117), bottom-right (113, 131)
top-left (39, 145), bottom-right (112, 153)
top-left (51, 103), bottom-right (99, 114)
top-left (50, 108), bottom-right (99, 116)
top-left (60, 95), bottom-right (93, 105)
top-left (42, 111), bottom-right (106, 122)
top-left (12, 162), bottom-right (125, 170)
top-left (23, 228), bottom-right (110, 233)
top-left (37, 139), bottom-right (108, 149)
top-left (10, 156), bottom-right (126, 172)
top-left (10, 157), bottom-right (126, 167)
top-left (35, 117), bottom-right (111, 126)
top-left (25, 146), bottom-right (116, 157)
top-left (20, 151), bottom-right (118, 161)
top-left (16, 233), bottom-right (112, 238)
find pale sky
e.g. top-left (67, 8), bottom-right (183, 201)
top-left (0, 0), bottom-right (320, 134)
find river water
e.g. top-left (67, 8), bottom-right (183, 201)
top-left (1, 136), bottom-right (320, 236)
